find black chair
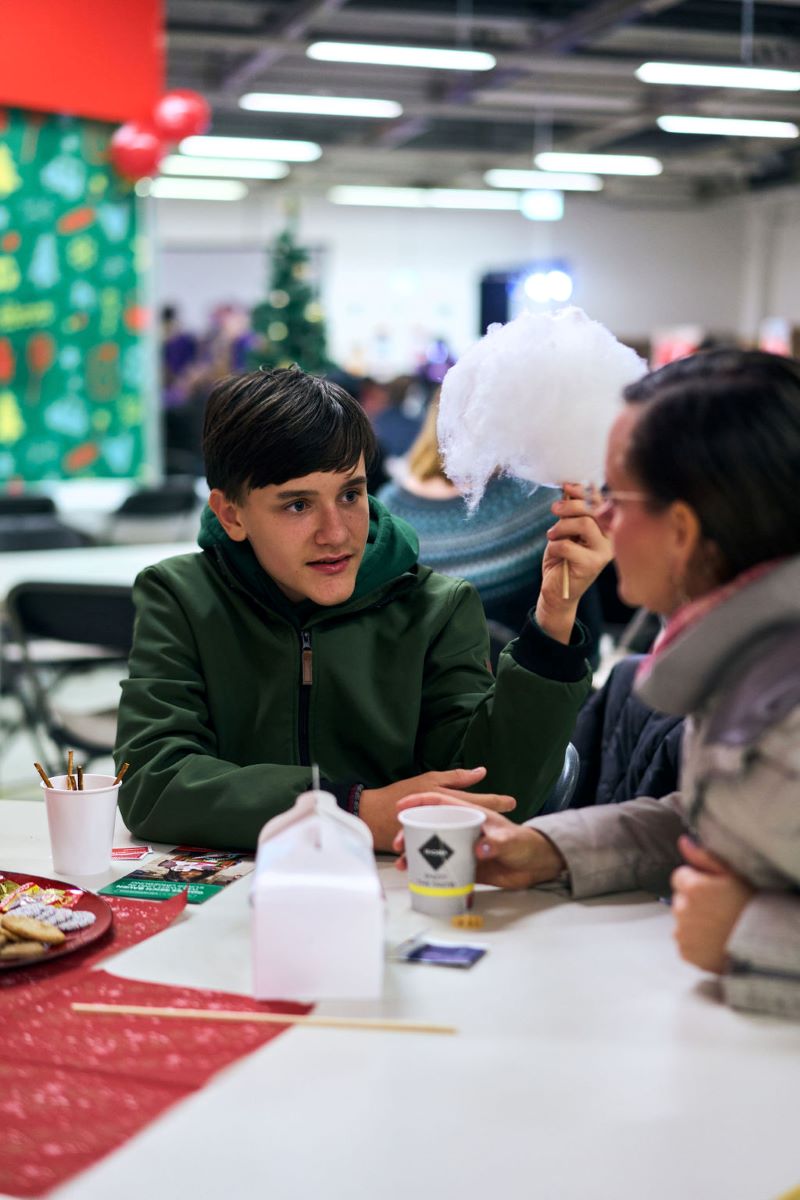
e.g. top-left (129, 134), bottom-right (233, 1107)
top-left (538, 743), bottom-right (580, 816)
top-left (0, 516), bottom-right (93, 552)
top-left (0, 495), bottom-right (57, 516)
top-left (3, 582), bottom-right (136, 773)
top-left (115, 478), bottom-right (198, 518)
top-left (107, 478), bottom-right (201, 544)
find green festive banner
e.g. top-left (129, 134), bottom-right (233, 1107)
top-left (0, 107), bottom-right (154, 484)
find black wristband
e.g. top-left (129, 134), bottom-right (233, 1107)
top-left (347, 783), bottom-right (365, 819)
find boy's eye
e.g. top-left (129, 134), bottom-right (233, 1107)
top-left (287, 500), bottom-right (308, 513)
top-left (342, 487), bottom-right (363, 503)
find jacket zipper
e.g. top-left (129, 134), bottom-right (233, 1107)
top-left (298, 631), bottom-right (312, 765)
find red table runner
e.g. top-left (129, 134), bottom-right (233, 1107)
top-left (0, 894), bottom-right (310, 1198)
top-left (0, 891), bottom-right (189, 1001)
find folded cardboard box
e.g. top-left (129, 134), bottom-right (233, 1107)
top-left (251, 789), bottom-right (384, 1001)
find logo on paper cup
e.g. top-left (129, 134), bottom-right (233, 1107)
top-left (419, 835), bottom-right (454, 871)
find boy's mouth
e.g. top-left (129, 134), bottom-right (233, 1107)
top-left (307, 554), bottom-right (353, 575)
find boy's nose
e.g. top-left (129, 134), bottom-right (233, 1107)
top-left (315, 507), bottom-right (348, 546)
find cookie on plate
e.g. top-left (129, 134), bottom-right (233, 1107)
top-left (1, 914), bottom-right (66, 945)
top-left (0, 940), bottom-right (49, 960)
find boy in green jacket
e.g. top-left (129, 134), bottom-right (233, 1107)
top-left (116, 367), bottom-right (609, 851)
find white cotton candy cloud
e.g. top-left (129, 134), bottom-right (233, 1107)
top-left (438, 306), bottom-right (647, 507)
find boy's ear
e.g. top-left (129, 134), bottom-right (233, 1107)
top-left (208, 488), bottom-right (248, 542)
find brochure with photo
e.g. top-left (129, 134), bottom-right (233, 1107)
top-left (100, 846), bottom-right (255, 904)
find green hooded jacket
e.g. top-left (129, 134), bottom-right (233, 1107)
top-left (116, 498), bottom-right (591, 849)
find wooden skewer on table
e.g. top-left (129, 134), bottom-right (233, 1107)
top-left (71, 1002), bottom-right (457, 1037)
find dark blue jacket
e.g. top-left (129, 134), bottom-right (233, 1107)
top-left (572, 655), bottom-right (683, 808)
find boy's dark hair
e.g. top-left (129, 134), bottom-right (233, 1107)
top-left (203, 366), bottom-right (378, 502)
top-left (624, 348), bottom-right (800, 580)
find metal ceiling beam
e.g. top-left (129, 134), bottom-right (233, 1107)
top-left (219, 0), bottom-right (350, 95)
top-left (163, 2), bottom-right (800, 207)
top-left (168, 28), bottom-right (800, 75)
top-left (365, 0), bottom-right (685, 151)
top-left (530, 0), bottom-right (684, 55)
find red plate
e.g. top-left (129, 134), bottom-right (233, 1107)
top-left (0, 871), bottom-right (113, 970)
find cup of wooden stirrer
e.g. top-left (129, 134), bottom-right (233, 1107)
top-left (38, 762), bottom-right (129, 877)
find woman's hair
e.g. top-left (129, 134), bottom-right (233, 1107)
top-left (407, 395), bottom-right (450, 483)
top-left (203, 365), bottom-right (377, 502)
top-left (623, 348), bottom-right (800, 580)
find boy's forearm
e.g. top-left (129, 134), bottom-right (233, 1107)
top-left (117, 750), bottom-right (315, 851)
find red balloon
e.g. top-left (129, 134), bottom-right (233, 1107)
top-left (110, 122), bottom-right (164, 181)
top-left (152, 90), bottom-right (211, 142)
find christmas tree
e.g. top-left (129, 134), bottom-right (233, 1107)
top-left (249, 225), bottom-right (330, 374)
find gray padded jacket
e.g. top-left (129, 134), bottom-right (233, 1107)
top-left (530, 555), bottom-right (800, 1019)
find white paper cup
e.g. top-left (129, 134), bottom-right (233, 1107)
top-left (41, 774), bottom-right (121, 877)
top-left (399, 805), bottom-right (485, 916)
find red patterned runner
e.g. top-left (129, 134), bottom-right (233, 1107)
top-left (0, 894), bottom-right (311, 1197)
top-left (0, 891), bottom-right (189, 1006)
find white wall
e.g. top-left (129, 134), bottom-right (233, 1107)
top-left (152, 190), bottom-right (751, 376)
top-left (734, 185), bottom-right (800, 329)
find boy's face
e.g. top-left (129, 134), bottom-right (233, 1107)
top-left (210, 457), bottom-right (370, 606)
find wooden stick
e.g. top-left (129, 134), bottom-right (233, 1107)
top-left (67, 750), bottom-right (74, 780)
top-left (77, 765), bottom-right (84, 791)
top-left (112, 762), bottom-right (130, 786)
top-left (65, 774), bottom-right (74, 791)
top-left (71, 1002), bottom-right (457, 1037)
top-left (560, 485), bottom-right (570, 600)
top-left (34, 762), bottom-right (53, 788)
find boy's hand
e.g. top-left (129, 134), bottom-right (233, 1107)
top-left (536, 482), bottom-right (613, 645)
top-left (360, 767), bottom-right (515, 852)
top-left (392, 793), bottom-right (565, 889)
top-left (670, 836), bottom-right (754, 974)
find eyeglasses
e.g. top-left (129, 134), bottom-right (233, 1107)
top-left (594, 484), bottom-right (650, 511)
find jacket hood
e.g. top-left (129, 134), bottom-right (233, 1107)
top-left (198, 495), bottom-right (419, 620)
top-left (635, 554), bottom-right (800, 716)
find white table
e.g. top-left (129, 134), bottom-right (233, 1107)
top-left (2, 800), bottom-right (799, 1200)
top-left (0, 542), bottom-right (196, 603)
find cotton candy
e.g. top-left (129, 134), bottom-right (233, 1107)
top-left (438, 306), bottom-right (647, 508)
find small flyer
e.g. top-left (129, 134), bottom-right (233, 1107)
top-left (100, 846), bottom-right (255, 905)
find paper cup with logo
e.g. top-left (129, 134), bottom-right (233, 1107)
top-left (398, 804), bottom-right (485, 916)
top-left (41, 774), bottom-right (121, 877)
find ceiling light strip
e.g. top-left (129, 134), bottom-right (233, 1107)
top-left (535, 151), bottom-right (662, 176)
top-left (180, 135), bottom-right (321, 162)
top-left (657, 114), bottom-right (799, 137)
top-left (637, 61), bottom-right (800, 91)
top-left (485, 168), bottom-right (602, 192)
top-left (161, 155), bottom-right (289, 179)
top-left (239, 93), bottom-right (402, 118)
top-left (142, 179), bottom-right (248, 201)
top-left (327, 186), bottom-right (563, 218)
top-left (307, 41), bottom-right (496, 71)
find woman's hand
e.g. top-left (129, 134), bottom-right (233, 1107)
top-left (393, 793), bottom-right (566, 890)
top-left (360, 767), bottom-right (515, 851)
top-left (671, 836), bottom-right (754, 974)
top-left (536, 482), bottom-right (614, 644)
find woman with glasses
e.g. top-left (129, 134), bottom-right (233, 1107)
top-left (397, 348), bottom-right (800, 1019)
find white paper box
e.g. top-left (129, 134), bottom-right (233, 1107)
top-left (251, 789), bottom-right (384, 1001)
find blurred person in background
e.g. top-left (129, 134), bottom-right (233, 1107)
top-left (380, 395), bottom-right (603, 666)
